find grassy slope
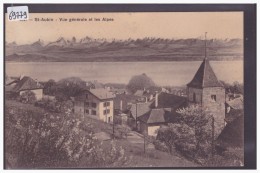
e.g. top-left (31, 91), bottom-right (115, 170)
top-left (5, 100), bottom-right (198, 168)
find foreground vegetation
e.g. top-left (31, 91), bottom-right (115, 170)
top-left (5, 100), bottom-right (197, 168)
top-left (5, 100), bottom-right (129, 168)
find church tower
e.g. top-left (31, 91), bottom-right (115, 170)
top-left (186, 33), bottom-right (225, 136)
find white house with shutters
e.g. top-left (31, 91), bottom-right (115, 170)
top-left (74, 88), bottom-right (115, 123)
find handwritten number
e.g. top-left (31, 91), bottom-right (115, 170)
top-left (12, 12), bottom-right (16, 20)
top-left (23, 12), bottom-right (27, 19)
top-left (8, 10), bottom-right (28, 20)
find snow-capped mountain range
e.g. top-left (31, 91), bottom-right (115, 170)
top-left (5, 36), bottom-right (243, 62)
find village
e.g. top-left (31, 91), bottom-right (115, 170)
top-left (5, 55), bottom-right (244, 168)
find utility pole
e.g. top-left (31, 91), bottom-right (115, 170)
top-left (135, 102), bottom-right (138, 130)
top-left (205, 32), bottom-right (207, 59)
top-left (211, 116), bottom-right (215, 157)
top-left (144, 133), bottom-right (146, 154)
top-left (112, 102), bottom-right (115, 139)
top-left (105, 93), bottom-right (108, 123)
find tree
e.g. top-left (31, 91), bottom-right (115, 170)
top-left (156, 105), bottom-right (213, 162)
top-left (43, 79), bottom-right (56, 95)
top-left (126, 73), bottom-right (156, 94)
top-left (220, 80), bottom-right (244, 94)
top-left (157, 123), bottom-right (196, 155)
top-left (176, 105), bottom-right (213, 159)
top-left (54, 77), bottom-right (86, 101)
top-left (19, 91), bottom-right (37, 104)
top-left (5, 103), bottom-right (129, 168)
top-left (232, 81), bottom-right (244, 94)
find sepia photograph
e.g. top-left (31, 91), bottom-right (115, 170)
top-left (3, 4), bottom-right (256, 169)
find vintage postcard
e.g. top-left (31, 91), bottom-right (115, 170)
top-left (4, 4), bottom-right (255, 169)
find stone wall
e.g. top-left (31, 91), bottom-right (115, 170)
top-left (202, 87), bottom-right (226, 138)
top-left (187, 87), bottom-right (203, 104)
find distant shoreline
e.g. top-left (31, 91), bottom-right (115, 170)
top-left (5, 57), bottom-right (243, 63)
top-left (5, 60), bottom-right (243, 63)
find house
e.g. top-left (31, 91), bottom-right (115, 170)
top-left (113, 93), bottom-right (140, 114)
top-left (74, 88), bottom-right (115, 123)
top-left (7, 76), bottom-right (44, 100)
top-left (225, 96), bottom-right (244, 124)
top-left (128, 102), bottom-right (152, 130)
top-left (85, 80), bottom-right (104, 90)
top-left (138, 108), bottom-right (173, 136)
top-left (226, 96), bottom-right (243, 111)
top-left (215, 115), bottom-right (244, 155)
top-left (5, 76), bottom-right (20, 86)
top-left (186, 57), bottom-right (225, 137)
top-left (138, 92), bottom-right (187, 136)
top-left (128, 92), bottom-right (187, 136)
top-left (134, 87), bottom-right (162, 102)
top-left (150, 92), bottom-right (187, 109)
top-left (109, 88), bottom-right (127, 95)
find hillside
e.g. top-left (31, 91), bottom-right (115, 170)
top-left (5, 37), bottom-right (243, 62)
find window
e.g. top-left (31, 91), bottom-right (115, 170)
top-left (108, 117), bottom-right (111, 123)
top-left (86, 94), bottom-right (88, 99)
top-left (85, 109), bottom-right (89, 114)
top-left (103, 109), bottom-right (110, 114)
top-left (85, 102), bottom-right (89, 107)
top-left (92, 110), bottom-right (96, 115)
top-left (91, 102), bottom-right (97, 108)
top-left (211, 95), bottom-right (217, 102)
top-left (103, 102), bottom-right (110, 107)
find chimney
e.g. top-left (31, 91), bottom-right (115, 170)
top-left (35, 79), bottom-right (39, 86)
top-left (145, 97), bottom-right (148, 103)
top-left (19, 74), bottom-right (24, 80)
top-left (155, 91), bottom-right (158, 108)
top-left (227, 106), bottom-right (231, 113)
top-left (120, 100), bottom-right (123, 111)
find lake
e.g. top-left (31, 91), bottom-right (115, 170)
top-left (6, 61), bottom-right (243, 86)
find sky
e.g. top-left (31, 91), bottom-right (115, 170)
top-left (5, 12), bottom-right (243, 44)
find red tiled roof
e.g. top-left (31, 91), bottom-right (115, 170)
top-left (187, 58), bottom-right (223, 88)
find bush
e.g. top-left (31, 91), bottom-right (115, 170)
top-left (153, 140), bottom-right (168, 152)
top-left (205, 148), bottom-right (244, 167)
top-left (114, 125), bottom-right (131, 139)
top-left (35, 98), bottom-right (73, 113)
top-left (18, 91), bottom-right (36, 104)
top-left (175, 140), bottom-right (197, 159)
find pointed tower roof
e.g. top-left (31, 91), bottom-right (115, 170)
top-left (187, 58), bottom-right (223, 88)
